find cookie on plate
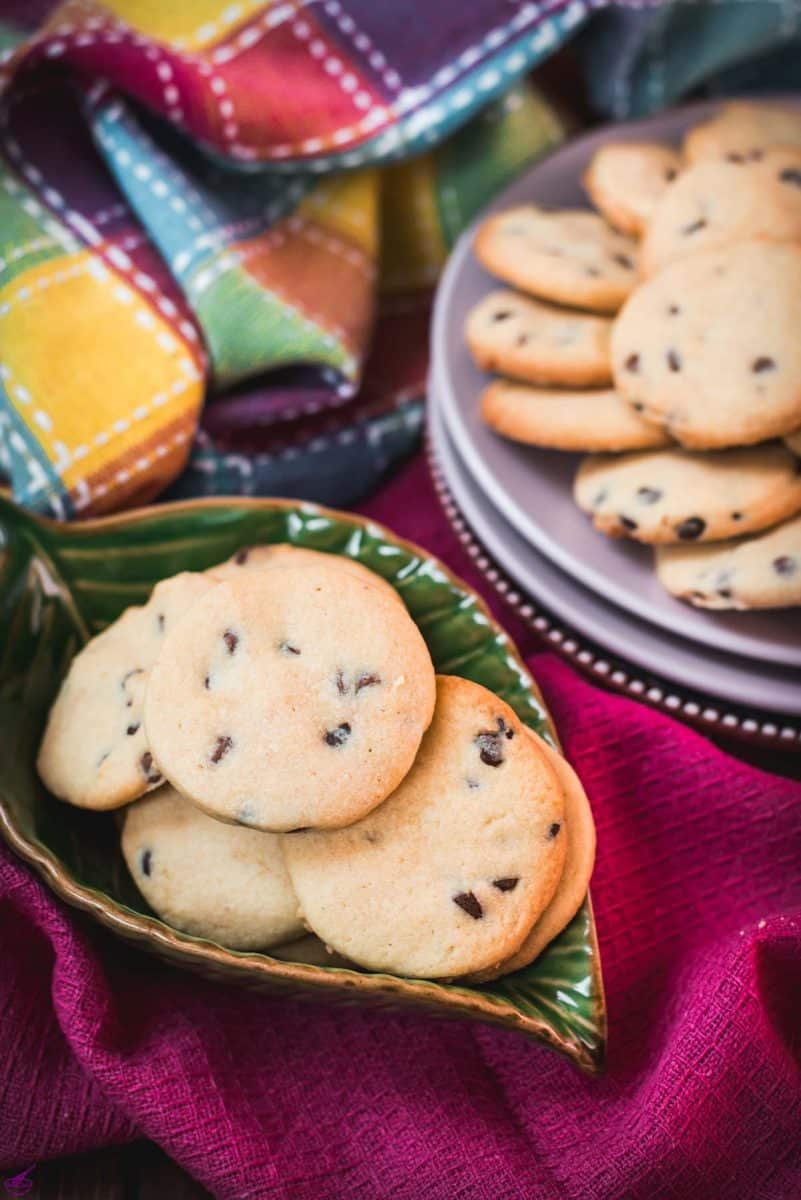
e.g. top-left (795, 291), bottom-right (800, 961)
top-left (684, 100), bottom-right (801, 164)
top-left (282, 675), bottom-right (567, 980)
top-left (122, 783), bottom-right (304, 950)
top-left (574, 443), bottom-right (801, 544)
top-left (656, 513), bottom-right (801, 609)
top-left (467, 729), bottom-right (596, 982)
top-left (583, 141), bottom-right (682, 235)
top-left (37, 572), bottom-right (214, 810)
top-left (640, 147), bottom-right (801, 277)
top-left (144, 566), bottom-right (436, 832)
top-left (611, 240), bottom-right (801, 448)
top-left (481, 381), bottom-right (671, 453)
top-left (209, 543), bottom-right (401, 606)
top-left (466, 290), bottom-right (612, 387)
top-left (474, 207), bottom-right (638, 313)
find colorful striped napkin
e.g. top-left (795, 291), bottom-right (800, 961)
top-left (0, 1), bottom-right (582, 518)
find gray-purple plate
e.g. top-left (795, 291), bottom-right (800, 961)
top-left (428, 387), bottom-right (801, 735)
top-left (431, 97), bottom-right (801, 672)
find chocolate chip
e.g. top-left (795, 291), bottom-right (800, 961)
top-left (335, 670), bottom-right (348, 695)
top-left (453, 891), bottom-right (483, 920)
top-left (475, 728), bottom-right (504, 767)
top-left (324, 723), bottom-right (351, 747)
top-left (223, 629), bottom-right (238, 654)
top-left (280, 641), bottom-right (301, 656)
top-left (676, 517), bottom-right (706, 540)
top-left (732, 511), bottom-right (743, 521)
top-left (751, 356), bottom-right (776, 373)
top-left (493, 877), bottom-right (519, 892)
top-left (718, 588), bottom-right (732, 599)
top-left (780, 167), bottom-right (801, 187)
top-left (665, 167), bottom-right (677, 181)
top-left (548, 822), bottom-right (561, 839)
top-left (466, 778), bottom-right (480, 790)
top-left (204, 675), bottom-right (211, 689)
top-left (668, 304), bottom-right (680, 316)
top-left (140, 849), bottom-right (152, 876)
top-left (492, 310), bottom-right (512, 322)
top-left (356, 672), bottom-right (381, 692)
top-left (637, 486), bottom-right (662, 504)
top-left (632, 402), bottom-right (645, 413)
top-left (613, 253), bottom-right (634, 270)
top-left (748, 149), bottom-right (764, 161)
top-left (666, 349), bottom-right (681, 372)
top-left (625, 353), bottom-right (640, 373)
top-left (725, 152), bottom-right (745, 163)
top-left (681, 218), bottom-right (707, 235)
top-left (773, 555), bottom-right (797, 577)
top-left (140, 752), bottom-right (162, 784)
top-left (210, 735), bottom-right (233, 763)
top-left (156, 613), bottom-right (165, 632)
top-left (126, 723), bottom-right (140, 736)
top-left (516, 334), bottom-right (529, 347)
top-left (619, 516), bottom-right (638, 531)
top-left (691, 590), bottom-right (707, 600)
top-left (234, 547), bottom-right (250, 565)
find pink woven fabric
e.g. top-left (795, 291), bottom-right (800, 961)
top-left (1, 456), bottom-right (800, 1198)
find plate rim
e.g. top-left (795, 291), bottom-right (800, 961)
top-left (0, 491), bottom-right (606, 1074)
top-left (431, 97), bottom-right (801, 670)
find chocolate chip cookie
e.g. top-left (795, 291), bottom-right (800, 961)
top-left (122, 783), bottom-right (304, 949)
top-left (575, 443), bottom-right (801, 544)
top-left (612, 240), bottom-right (801, 448)
top-left (640, 147), bottom-right (801, 277)
top-left (656, 512), bottom-right (801, 609)
top-left (475, 206), bottom-right (638, 313)
top-left (282, 675), bottom-right (566, 979)
top-left (466, 289), bottom-right (612, 387)
top-left (144, 566), bottom-right (436, 832)
top-left (583, 141), bottom-right (682, 235)
top-left (481, 381), bottom-right (671, 452)
top-left (467, 729), bottom-right (595, 982)
top-left (37, 572), bottom-right (214, 809)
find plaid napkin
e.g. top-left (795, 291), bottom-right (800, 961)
top-left (0, 1), bottom-right (581, 519)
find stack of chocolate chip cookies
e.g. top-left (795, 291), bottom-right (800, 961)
top-left (36, 544), bottom-right (595, 982)
top-left (468, 100), bottom-right (801, 612)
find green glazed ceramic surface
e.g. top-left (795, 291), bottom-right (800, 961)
top-left (0, 493), bottom-right (605, 1073)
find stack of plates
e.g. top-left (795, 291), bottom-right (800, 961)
top-left (429, 100), bottom-right (801, 747)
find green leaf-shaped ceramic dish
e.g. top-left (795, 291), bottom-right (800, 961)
top-left (0, 493), bottom-right (605, 1073)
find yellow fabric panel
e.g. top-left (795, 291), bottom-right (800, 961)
top-left (379, 154), bottom-right (447, 294)
top-left (89, 0), bottom-right (267, 49)
top-left (0, 252), bottom-right (203, 500)
top-left (297, 171), bottom-right (379, 259)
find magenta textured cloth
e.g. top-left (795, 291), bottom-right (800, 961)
top-left (1, 455), bottom-right (801, 1199)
